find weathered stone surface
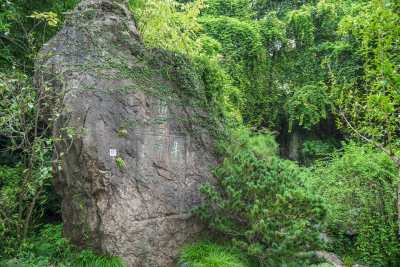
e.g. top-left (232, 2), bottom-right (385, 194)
top-left (36, 0), bottom-right (216, 266)
top-left (315, 251), bottom-right (369, 267)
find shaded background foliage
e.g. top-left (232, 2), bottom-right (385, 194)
top-left (0, 0), bottom-right (82, 71)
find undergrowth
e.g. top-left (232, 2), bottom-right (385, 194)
top-left (178, 240), bottom-right (259, 267)
top-left (306, 142), bottom-right (400, 265)
top-left (70, 250), bottom-right (125, 267)
top-left (179, 240), bottom-right (332, 267)
top-left (0, 224), bottom-right (125, 267)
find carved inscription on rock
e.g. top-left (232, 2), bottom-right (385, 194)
top-left (135, 99), bottom-right (186, 163)
top-left (135, 134), bottom-right (185, 162)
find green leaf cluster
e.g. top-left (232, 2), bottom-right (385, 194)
top-left (115, 157), bottom-right (126, 167)
top-left (28, 11), bottom-right (59, 26)
top-left (284, 83), bottom-right (333, 132)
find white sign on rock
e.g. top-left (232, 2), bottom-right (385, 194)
top-left (109, 149), bottom-right (117, 157)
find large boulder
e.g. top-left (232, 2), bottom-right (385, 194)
top-left (35, 0), bottom-right (217, 266)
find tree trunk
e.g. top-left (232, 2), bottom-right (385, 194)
top-left (23, 188), bottom-right (42, 240)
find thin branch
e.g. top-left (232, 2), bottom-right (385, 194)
top-left (340, 110), bottom-right (398, 164)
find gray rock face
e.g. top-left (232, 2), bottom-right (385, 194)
top-left (315, 251), bottom-right (368, 267)
top-left (36, 0), bottom-right (216, 266)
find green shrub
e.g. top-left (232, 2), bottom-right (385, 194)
top-left (179, 240), bottom-right (258, 267)
top-left (306, 143), bottom-right (400, 265)
top-left (193, 130), bottom-right (327, 265)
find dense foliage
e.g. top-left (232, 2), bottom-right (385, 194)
top-left (307, 143), bottom-right (400, 265)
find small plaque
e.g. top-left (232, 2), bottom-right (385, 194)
top-left (109, 149), bottom-right (117, 157)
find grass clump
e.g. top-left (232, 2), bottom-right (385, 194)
top-left (71, 249), bottom-right (126, 267)
top-left (178, 241), bottom-right (258, 267)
